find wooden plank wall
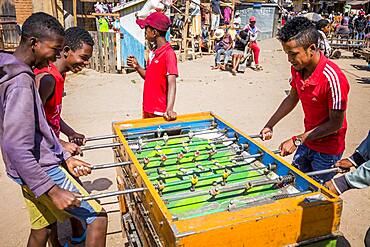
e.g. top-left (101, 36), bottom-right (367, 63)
top-left (0, 0), bottom-right (20, 52)
top-left (89, 31), bottom-right (119, 73)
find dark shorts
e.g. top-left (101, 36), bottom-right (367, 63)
top-left (292, 144), bottom-right (342, 183)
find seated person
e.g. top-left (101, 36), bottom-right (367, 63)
top-left (213, 28), bottom-right (233, 70)
top-left (316, 19), bottom-right (341, 59)
top-left (231, 30), bottom-right (249, 75)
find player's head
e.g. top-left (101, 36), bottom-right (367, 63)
top-left (277, 17), bottom-right (320, 71)
top-left (62, 27), bottom-right (94, 73)
top-left (316, 19), bottom-right (330, 34)
top-left (20, 12), bottom-right (65, 68)
top-left (136, 12), bottom-right (171, 42)
top-left (249, 16), bottom-right (256, 27)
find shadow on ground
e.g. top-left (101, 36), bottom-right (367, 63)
top-left (83, 178), bottom-right (113, 193)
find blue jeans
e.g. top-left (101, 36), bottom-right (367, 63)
top-left (356, 32), bottom-right (365, 40)
top-left (215, 48), bottom-right (232, 65)
top-left (292, 144), bottom-right (342, 183)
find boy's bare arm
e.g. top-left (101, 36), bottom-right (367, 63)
top-left (164, 75), bottom-right (177, 121)
top-left (60, 118), bottom-right (85, 146)
top-left (37, 74), bottom-right (56, 105)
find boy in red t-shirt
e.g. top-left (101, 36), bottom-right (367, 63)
top-left (34, 27), bottom-right (95, 244)
top-left (127, 12), bottom-right (178, 120)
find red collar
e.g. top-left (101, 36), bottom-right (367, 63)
top-left (154, 42), bottom-right (171, 57)
top-left (294, 52), bottom-right (327, 87)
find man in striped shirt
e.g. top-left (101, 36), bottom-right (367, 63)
top-left (260, 17), bottom-right (350, 183)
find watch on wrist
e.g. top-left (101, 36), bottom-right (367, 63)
top-left (292, 136), bottom-right (302, 147)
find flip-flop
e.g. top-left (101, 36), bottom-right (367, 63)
top-left (71, 227), bottom-right (87, 244)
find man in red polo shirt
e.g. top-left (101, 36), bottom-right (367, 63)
top-left (127, 12), bottom-right (178, 120)
top-left (260, 17), bottom-right (350, 183)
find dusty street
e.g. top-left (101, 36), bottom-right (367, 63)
top-left (0, 38), bottom-right (369, 246)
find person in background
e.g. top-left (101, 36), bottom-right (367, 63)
top-left (354, 11), bottom-right (367, 40)
top-left (233, 12), bottom-right (241, 29)
top-left (213, 28), bottom-right (233, 70)
top-left (244, 16), bottom-right (262, 70)
top-left (316, 19), bottom-right (341, 59)
top-left (127, 12), bottom-right (178, 120)
top-left (325, 131), bottom-right (370, 247)
top-left (190, 0), bottom-right (202, 39)
top-left (223, 5), bottom-right (232, 25)
top-left (230, 30), bottom-right (249, 75)
top-left (211, 0), bottom-right (222, 33)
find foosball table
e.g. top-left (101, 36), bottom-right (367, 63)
top-left (83, 112), bottom-right (343, 246)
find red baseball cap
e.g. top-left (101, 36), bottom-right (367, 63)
top-left (249, 16), bottom-right (256, 22)
top-left (136, 12), bottom-right (171, 31)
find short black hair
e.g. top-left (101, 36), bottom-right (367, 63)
top-left (316, 19), bottom-right (329, 31)
top-left (65, 27), bottom-right (94, 51)
top-left (277, 17), bottom-right (319, 49)
top-left (21, 12), bottom-right (64, 42)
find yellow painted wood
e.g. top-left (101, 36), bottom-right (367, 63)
top-left (112, 112), bottom-right (342, 247)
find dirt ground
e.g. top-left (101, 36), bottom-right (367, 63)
top-left (0, 38), bottom-right (369, 246)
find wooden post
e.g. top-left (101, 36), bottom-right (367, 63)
top-left (116, 32), bottom-right (122, 72)
top-left (103, 32), bottom-right (109, 72)
top-left (108, 33), bottom-right (115, 73)
top-left (73, 0), bottom-right (77, 27)
top-left (181, 0), bottom-right (190, 61)
top-left (95, 18), bottom-right (104, 72)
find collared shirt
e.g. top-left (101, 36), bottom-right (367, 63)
top-left (290, 52), bottom-right (350, 155)
top-left (143, 42), bottom-right (178, 114)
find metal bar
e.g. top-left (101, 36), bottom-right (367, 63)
top-left (149, 157), bottom-right (260, 179)
top-left (143, 149), bottom-right (280, 172)
top-left (134, 136), bottom-right (234, 152)
top-left (158, 162), bottom-right (272, 188)
top-left (163, 174), bottom-right (294, 202)
top-left (249, 134), bottom-right (262, 139)
top-left (305, 167), bottom-right (342, 177)
top-left (85, 134), bottom-right (118, 142)
top-left (128, 128), bottom-right (227, 144)
top-left (81, 188), bottom-right (146, 201)
top-left (141, 143), bottom-right (248, 164)
top-left (122, 123), bottom-right (215, 137)
top-left (92, 161), bottom-right (132, 170)
top-left (81, 142), bottom-right (121, 151)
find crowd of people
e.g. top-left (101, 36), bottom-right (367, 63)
top-left (283, 9), bottom-right (370, 41)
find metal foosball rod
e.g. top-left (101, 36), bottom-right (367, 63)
top-left (148, 157), bottom-right (259, 178)
top-left (81, 187), bottom-right (147, 201)
top-left (124, 124), bottom-right (218, 138)
top-left (132, 135), bottom-right (235, 152)
top-left (156, 163), bottom-right (277, 188)
top-left (143, 148), bottom-right (280, 172)
top-left (162, 174), bottom-right (295, 203)
top-left (305, 167), bottom-right (344, 177)
top-left (128, 128), bottom-right (229, 145)
top-left (82, 129), bottom-right (230, 152)
top-left (91, 161), bottom-right (132, 170)
top-left (81, 142), bottom-right (121, 151)
top-left (84, 122), bottom-right (217, 142)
